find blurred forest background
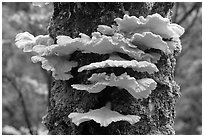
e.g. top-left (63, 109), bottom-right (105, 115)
top-left (2, 2), bottom-right (202, 135)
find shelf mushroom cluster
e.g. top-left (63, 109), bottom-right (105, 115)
top-left (15, 13), bottom-right (184, 127)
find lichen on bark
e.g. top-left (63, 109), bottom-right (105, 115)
top-left (43, 2), bottom-right (180, 135)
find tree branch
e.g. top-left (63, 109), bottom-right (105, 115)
top-left (181, 8), bottom-right (200, 39)
top-left (176, 8), bottom-right (200, 60)
top-left (172, 2), bottom-right (179, 22)
top-left (177, 2), bottom-right (201, 25)
top-left (41, 68), bottom-right (52, 107)
top-left (3, 74), bottom-right (35, 135)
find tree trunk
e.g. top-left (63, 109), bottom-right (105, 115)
top-left (43, 2), bottom-right (180, 135)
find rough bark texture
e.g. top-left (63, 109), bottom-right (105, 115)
top-left (43, 2), bottom-right (180, 135)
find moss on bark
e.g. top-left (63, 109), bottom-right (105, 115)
top-left (43, 2), bottom-right (180, 135)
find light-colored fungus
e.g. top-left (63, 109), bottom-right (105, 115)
top-left (97, 25), bottom-right (115, 36)
top-left (56, 32), bottom-right (160, 61)
top-left (72, 73), bottom-right (157, 99)
top-left (68, 103), bottom-right (140, 127)
top-left (15, 32), bottom-right (53, 52)
top-left (32, 44), bottom-right (59, 56)
top-left (78, 55), bottom-right (158, 74)
top-left (114, 13), bottom-right (184, 39)
top-left (31, 55), bottom-right (78, 80)
top-left (15, 13), bottom-right (185, 127)
top-left (131, 32), bottom-right (171, 54)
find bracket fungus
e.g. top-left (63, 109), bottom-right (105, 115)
top-left (72, 72), bottom-right (157, 99)
top-left (68, 102), bottom-right (141, 127)
top-left (15, 32), bottom-right (54, 52)
top-left (78, 56), bottom-right (159, 74)
top-left (31, 55), bottom-right (78, 80)
top-left (15, 13), bottom-right (184, 128)
top-left (131, 32), bottom-right (171, 54)
top-left (114, 13), bottom-right (184, 39)
top-left (97, 25), bottom-right (115, 36)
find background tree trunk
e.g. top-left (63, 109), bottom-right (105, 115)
top-left (43, 2), bottom-right (180, 135)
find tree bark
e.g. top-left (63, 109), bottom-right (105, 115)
top-left (43, 2), bottom-right (180, 135)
